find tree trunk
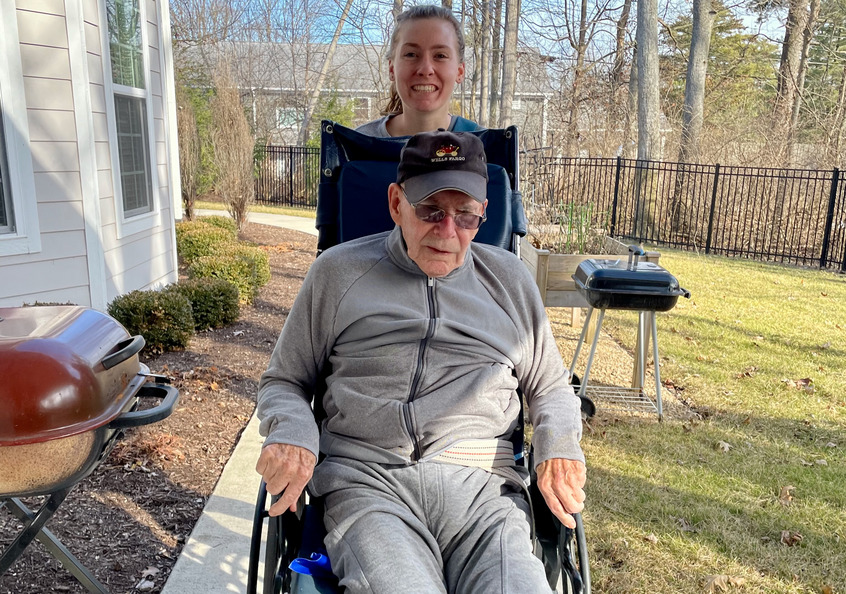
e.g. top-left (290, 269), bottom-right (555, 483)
top-left (392, 0), bottom-right (403, 23)
top-left (634, 0), bottom-right (660, 237)
top-left (828, 61), bottom-right (846, 164)
top-left (499, 0), bottom-right (520, 127)
top-left (636, 0), bottom-right (660, 161)
top-left (622, 51), bottom-right (637, 158)
top-left (442, 0), bottom-right (452, 9)
top-left (298, 0), bottom-right (354, 144)
top-left (788, 0), bottom-right (820, 150)
top-left (672, 0), bottom-right (713, 238)
top-left (775, 0), bottom-right (810, 165)
top-left (479, 0), bottom-right (491, 127)
top-left (566, 0), bottom-right (589, 155)
top-left (677, 0), bottom-right (712, 165)
top-left (611, 0), bottom-right (633, 87)
top-left (489, 0), bottom-right (503, 124)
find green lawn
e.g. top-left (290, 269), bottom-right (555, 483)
top-left (571, 250), bottom-right (845, 593)
top-left (194, 200), bottom-right (316, 219)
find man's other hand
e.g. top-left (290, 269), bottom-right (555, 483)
top-left (255, 443), bottom-right (317, 516)
top-left (536, 458), bottom-right (586, 529)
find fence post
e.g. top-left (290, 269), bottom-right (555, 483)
top-left (820, 167), bottom-right (839, 268)
top-left (610, 156), bottom-right (621, 237)
top-left (705, 163), bottom-right (720, 255)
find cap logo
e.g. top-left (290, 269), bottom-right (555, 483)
top-left (435, 144), bottom-right (460, 158)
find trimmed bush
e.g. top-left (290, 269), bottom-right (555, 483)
top-left (170, 278), bottom-right (240, 331)
top-left (199, 214), bottom-right (238, 238)
top-left (108, 289), bottom-right (195, 353)
top-left (176, 221), bottom-right (236, 265)
top-left (187, 244), bottom-right (270, 304)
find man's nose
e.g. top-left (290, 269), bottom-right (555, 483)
top-left (432, 213), bottom-right (458, 236)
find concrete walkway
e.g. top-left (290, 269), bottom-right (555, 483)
top-left (161, 209), bottom-right (317, 594)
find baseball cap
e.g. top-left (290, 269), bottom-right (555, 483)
top-left (397, 130), bottom-right (488, 205)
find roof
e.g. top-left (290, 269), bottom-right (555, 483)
top-left (181, 41), bottom-right (554, 97)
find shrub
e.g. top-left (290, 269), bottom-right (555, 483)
top-left (175, 221), bottom-right (236, 265)
top-left (199, 214), bottom-right (238, 238)
top-left (170, 278), bottom-right (240, 330)
top-left (108, 289), bottom-right (195, 353)
top-left (187, 244), bottom-right (270, 304)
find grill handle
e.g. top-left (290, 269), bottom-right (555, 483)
top-left (101, 335), bottom-right (145, 370)
top-left (627, 245), bottom-right (645, 270)
top-left (109, 383), bottom-right (179, 428)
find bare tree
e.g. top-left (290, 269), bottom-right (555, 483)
top-left (298, 0), bottom-right (355, 143)
top-left (479, 0), bottom-right (491, 126)
top-left (565, 0), bottom-right (591, 155)
top-left (634, 0), bottom-right (660, 236)
top-left (210, 63), bottom-right (255, 231)
top-left (788, 0), bottom-right (821, 144)
top-left (636, 0), bottom-right (660, 160)
top-left (671, 0), bottom-right (715, 238)
top-left (176, 81), bottom-right (201, 219)
top-left (499, 0), bottom-right (520, 126)
top-left (677, 0), bottom-right (714, 165)
top-left (488, 0), bottom-right (503, 124)
top-left (774, 0), bottom-right (811, 164)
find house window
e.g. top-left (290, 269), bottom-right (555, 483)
top-left (276, 107), bottom-right (300, 129)
top-left (0, 1), bottom-right (39, 255)
top-left (107, 0), bottom-right (153, 218)
top-left (0, 116), bottom-right (13, 234)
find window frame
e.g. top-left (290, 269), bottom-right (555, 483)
top-left (101, 0), bottom-right (161, 238)
top-left (0, 0), bottom-right (41, 256)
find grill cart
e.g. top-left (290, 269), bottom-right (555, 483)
top-left (1, 306), bottom-right (179, 593)
top-left (568, 246), bottom-right (690, 419)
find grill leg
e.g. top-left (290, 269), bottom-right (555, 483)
top-left (568, 306), bottom-right (594, 377)
top-left (651, 313), bottom-right (664, 421)
top-left (578, 309), bottom-right (606, 398)
top-left (2, 492), bottom-right (109, 593)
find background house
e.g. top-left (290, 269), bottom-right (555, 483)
top-left (0, 0), bottom-right (181, 310)
top-left (183, 41), bottom-right (556, 147)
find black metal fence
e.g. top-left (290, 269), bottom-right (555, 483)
top-left (254, 145), bottom-right (320, 209)
top-left (521, 154), bottom-right (846, 271)
top-left (254, 145), bottom-right (846, 271)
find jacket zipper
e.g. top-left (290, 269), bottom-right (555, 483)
top-left (403, 276), bottom-right (436, 461)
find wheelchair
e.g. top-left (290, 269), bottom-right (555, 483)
top-left (247, 121), bottom-right (592, 594)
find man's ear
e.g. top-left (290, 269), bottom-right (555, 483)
top-left (388, 183), bottom-right (404, 226)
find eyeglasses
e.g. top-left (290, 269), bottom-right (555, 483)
top-left (402, 189), bottom-right (486, 230)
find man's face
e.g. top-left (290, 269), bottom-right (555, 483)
top-left (389, 184), bottom-right (486, 278)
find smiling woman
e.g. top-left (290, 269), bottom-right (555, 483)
top-left (356, 5), bottom-right (479, 138)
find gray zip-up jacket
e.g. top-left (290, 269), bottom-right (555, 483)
top-left (257, 226), bottom-right (584, 468)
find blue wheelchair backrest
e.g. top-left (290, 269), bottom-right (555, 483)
top-left (316, 121), bottom-right (528, 254)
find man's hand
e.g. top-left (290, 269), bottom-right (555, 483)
top-left (536, 458), bottom-right (586, 529)
top-left (255, 443), bottom-right (317, 516)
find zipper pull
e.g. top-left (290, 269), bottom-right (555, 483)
top-left (428, 277), bottom-right (434, 287)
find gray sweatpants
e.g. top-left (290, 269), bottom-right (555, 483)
top-left (310, 458), bottom-right (553, 594)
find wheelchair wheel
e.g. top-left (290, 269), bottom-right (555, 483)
top-left (559, 513), bottom-right (591, 594)
top-left (247, 481), bottom-right (303, 594)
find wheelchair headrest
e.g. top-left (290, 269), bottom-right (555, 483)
top-left (317, 121), bottom-right (527, 253)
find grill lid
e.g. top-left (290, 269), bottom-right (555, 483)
top-left (572, 246), bottom-right (690, 311)
top-left (0, 306), bottom-right (145, 445)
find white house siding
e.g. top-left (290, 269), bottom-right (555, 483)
top-left (0, 2), bottom-right (91, 307)
top-left (0, 0), bottom-right (180, 308)
top-left (94, 0), bottom-right (178, 305)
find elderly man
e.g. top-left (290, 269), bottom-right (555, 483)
top-left (256, 130), bottom-right (585, 594)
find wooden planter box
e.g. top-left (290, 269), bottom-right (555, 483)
top-left (520, 235), bottom-right (661, 309)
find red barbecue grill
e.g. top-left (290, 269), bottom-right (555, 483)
top-left (568, 246), bottom-right (690, 420)
top-left (0, 305), bottom-right (179, 593)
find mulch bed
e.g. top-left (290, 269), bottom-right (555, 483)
top-left (1, 224), bottom-right (316, 594)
